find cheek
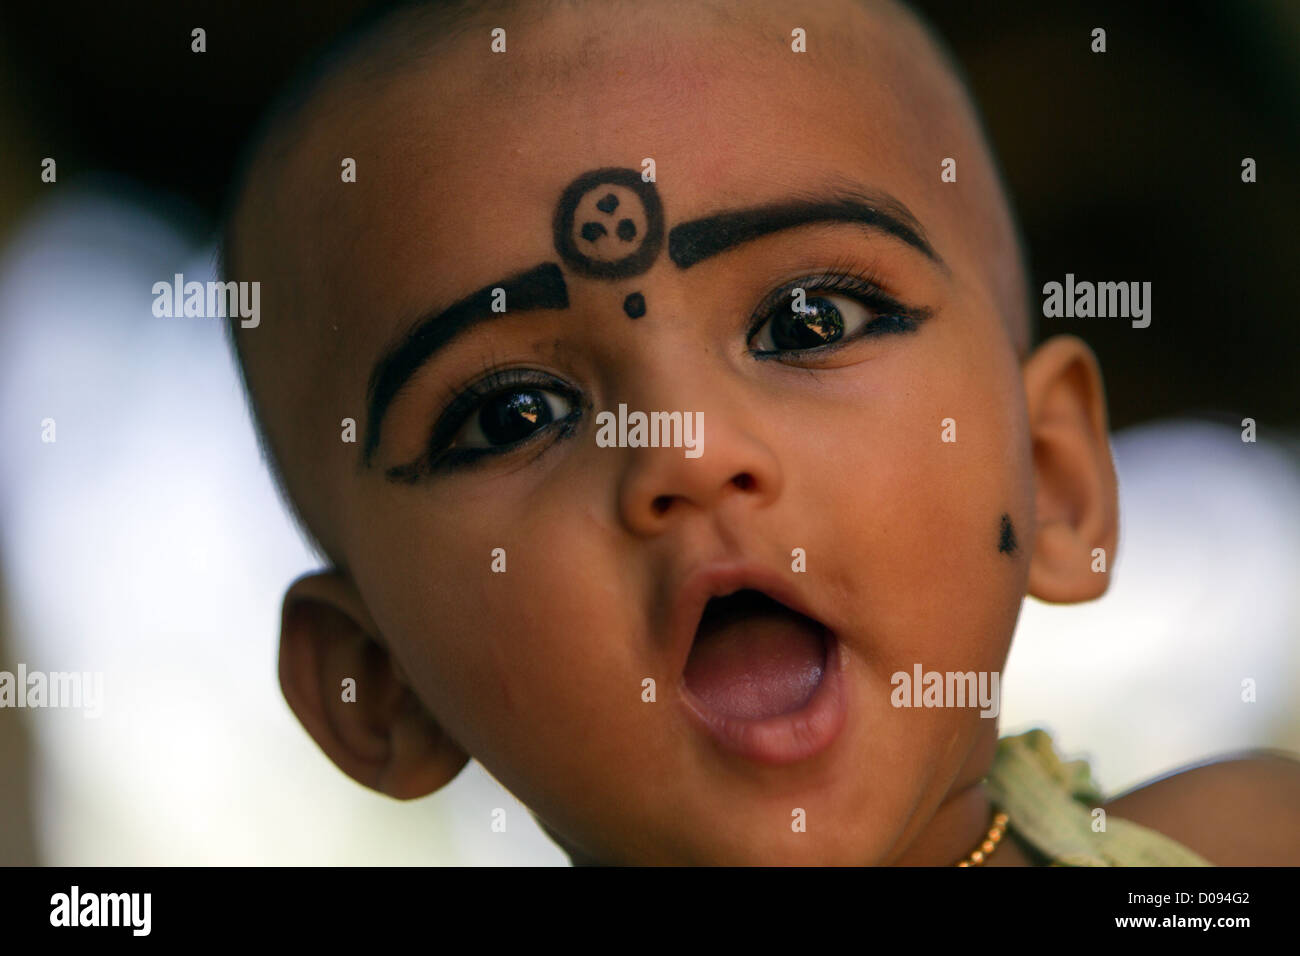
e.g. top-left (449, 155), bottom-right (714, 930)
top-left (789, 329), bottom-right (1031, 677)
top-left (355, 487), bottom-right (650, 792)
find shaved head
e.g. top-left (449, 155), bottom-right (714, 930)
top-left (222, 0), bottom-right (1032, 567)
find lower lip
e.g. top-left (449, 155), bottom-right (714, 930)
top-left (678, 633), bottom-right (847, 765)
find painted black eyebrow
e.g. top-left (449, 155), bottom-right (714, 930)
top-left (667, 190), bottom-right (943, 269)
top-left (362, 262), bottom-right (569, 465)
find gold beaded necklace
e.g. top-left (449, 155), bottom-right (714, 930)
top-left (955, 809), bottom-right (1010, 866)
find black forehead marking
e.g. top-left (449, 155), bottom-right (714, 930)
top-left (553, 167), bottom-right (665, 279)
top-left (623, 292), bottom-right (646, 318)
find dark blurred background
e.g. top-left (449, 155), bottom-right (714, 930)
top-left (0, 0), bottom-right (1296, 866)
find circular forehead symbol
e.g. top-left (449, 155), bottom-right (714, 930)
top-left (553, 168), bottom-right (665, 279)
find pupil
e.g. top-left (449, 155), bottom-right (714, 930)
top-left (479, 389), bottom-right (552, 445)
top-left (772, 297), bottom-right (844, 349)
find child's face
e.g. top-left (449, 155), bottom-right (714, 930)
top-left (261, 0), bottom-right (1057, 863)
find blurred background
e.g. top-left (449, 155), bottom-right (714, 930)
top-left (0, 0), bottom-right (1297, 864)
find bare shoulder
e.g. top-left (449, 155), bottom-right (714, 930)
top-left (1103, 749), bottom-right (1300, 865)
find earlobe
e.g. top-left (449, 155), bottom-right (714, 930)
top-left (1021, 335), bottom-right (1119, 603)
top-left (278, 570), bottom-right (470, 799)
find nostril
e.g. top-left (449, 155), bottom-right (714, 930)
top-left (652, 495), bottom-right (673, 515)
top-left (731, 472), bottom-right (756, 492)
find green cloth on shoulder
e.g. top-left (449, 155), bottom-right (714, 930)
top-left (984, 729), bottom-right (1212, 866)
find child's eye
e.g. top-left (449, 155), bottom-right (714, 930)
top-left (751, 293), bottom-right (869, 351)
top-left (408, 368), bottom-right (583, 476)
top-left (746, 272), bottom-right (923, 357)
top-left (451, 387), bottom-right (574, 451)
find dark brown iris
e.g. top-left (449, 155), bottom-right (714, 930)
top-left (479, 390), bottom-right (552, 445)
top-left (771, 297), bottom-right (845, 349)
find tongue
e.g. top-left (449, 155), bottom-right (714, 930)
top-left (683, 592), bottom-right (827, 720)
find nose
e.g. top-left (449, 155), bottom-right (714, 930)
top-left (616, 406), bottom-right (784, 537)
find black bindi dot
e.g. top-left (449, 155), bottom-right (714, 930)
top-left (581, 221), bottom-right (607, 242)
top-left (997, 513), bottom-right (1018, 555)
top-left (623, 292), bottom-right (646, 318)
top-left (595, 193), bottom-right (619, 214)
top-left (616, 218), bottom-right (637, 241)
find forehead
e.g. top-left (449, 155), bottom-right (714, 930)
top-left (273, 0), bottom-right (977, 375)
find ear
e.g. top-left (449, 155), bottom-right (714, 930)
top-left (1021, 335), bottom-right (1119, 603)
top-left (278, 569), bottom-right (470, 798)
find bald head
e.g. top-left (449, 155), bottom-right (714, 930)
top-left (222, 0), bottom-right (1032, 567)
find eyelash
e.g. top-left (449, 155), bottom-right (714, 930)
top-left (386, 367), bottom-right (583, 481)
top-left (395, 264), bottom-right (928, 480)
top-left (744, 263), bottom-right (928, 358)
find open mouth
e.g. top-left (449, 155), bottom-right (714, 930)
top-left (682, 589), bottom-right (830, 722)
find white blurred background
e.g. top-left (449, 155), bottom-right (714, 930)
top-left (1, 185), bottom-right (1297, 864)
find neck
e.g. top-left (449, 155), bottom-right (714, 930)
top-left (885, 726), bottom-right (1032, 866)
top-left (889, 779), bottom-right (985, 865)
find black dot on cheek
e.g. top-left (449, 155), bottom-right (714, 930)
top-left (623, 292), bottom-right (646, 319)
top-left (595, 193), bottom-right (619, 214)
top-left (616, 218), bottom-right (637, 241)
top-left (580, 221), bottom-right (607, 242)
top-left (997, 513), bottom-right (1018, 555)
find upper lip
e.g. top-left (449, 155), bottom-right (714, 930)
top-left (666, 559), bottom-right (833, 680)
